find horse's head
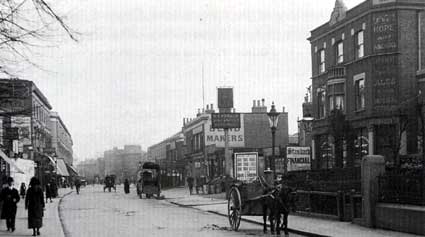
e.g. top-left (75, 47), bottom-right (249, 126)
top-left (275, 184), bottom-right (298, 212)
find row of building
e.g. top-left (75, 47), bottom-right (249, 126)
top-left (147, 99), bottom-right (290, 186)
top-left (0, 78), bottom-right (77, 187)
top-left (306, 0), bottom-right (425, 169)
top-left (76, 145), bottom-right (146, 184)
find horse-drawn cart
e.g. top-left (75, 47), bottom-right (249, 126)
top-left (227, 174), bottom-right (296, 235)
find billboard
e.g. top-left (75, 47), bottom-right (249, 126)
top-left (372, 11), bottom-right (397, 53)
top-left (11, 116), bottom-right (32, 145)
top-left (217, 88), bottom-right (233, 109)
top-left (211, 113), bottom-right (241, 129)
top-left (205, 114), bottom-right (244, 148)
top-left (286, 146), bottom-right (311, 172)
top-left (234, 152), bottom-right (258, 182)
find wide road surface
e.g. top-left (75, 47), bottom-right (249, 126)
top-left (60, 185), bottom-right (302, 237)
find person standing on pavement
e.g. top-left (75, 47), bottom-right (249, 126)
top-left (26, 177), bottom-right (45, 236)
top-left (124, 179), bottom-right (130, 194)
top-left (20, 183), bottom-right (26, 198)
top-left (45, 182), bottom-right (53, 203)
top-left (0, 177), bottom-right (20, 232)
top-left (186, 176), bottom-right (194, 195)
top-left (75, 178), bottom-right (81, 195)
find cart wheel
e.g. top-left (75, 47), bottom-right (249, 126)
top-left (228, 186), bottom-right (242, 231)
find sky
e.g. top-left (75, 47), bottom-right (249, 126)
top-left (20, 0), bottom-right (364, 163)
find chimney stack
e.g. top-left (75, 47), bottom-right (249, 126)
top-left (211, 104), bottom-right (214, 110)
top-left (282, 106), bottom-right (285, 112)
top-left (257, 100), bottom-right (261, 107)
top-left (262, 98), bottom-right (265, 106)
top-left (206, 104), bottom-right (209, 110)
top-left (253, 100), bottom-right (256, 107)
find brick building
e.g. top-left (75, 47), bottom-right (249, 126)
top-left (182, 100), bottom-right (288, 180)
top-left (309, 0), bottom-right (425, 169)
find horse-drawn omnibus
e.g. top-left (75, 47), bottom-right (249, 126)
top-left (136, 162), bottom-right (161, 199)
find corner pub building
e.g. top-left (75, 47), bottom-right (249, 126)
top-left (309, 0), bottom-right (425, 169)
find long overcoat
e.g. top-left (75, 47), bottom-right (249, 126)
top-left (0, 187), bottom-right (20, 219)
top-left (25, 185), bottom-right (45, 228)
top-left (124, 180), bottom-right (130, 194)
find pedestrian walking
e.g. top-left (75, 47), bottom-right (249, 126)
top-left (124, 179), bottom-right (130, 194)
top-left (45, 182), bottom-right (53, 203)
top-left (50, 179), bottom-right (58, 198)
top-left (75, 178), bottom-right (81, 195)
top-left (20, 183), bottom-right (26, 198)
top-left (186, 176), bottom-right (194, 195)
top-left (0, 177), bottom-right (20, 232)
top-left (25, 177), bottom-right (45, 236)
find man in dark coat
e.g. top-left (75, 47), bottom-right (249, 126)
top-left (45, 182), bottom-right (53, 203)
top-left (186, 176), bottom-right (194, 195)
top-left (26, 177), bottom-right (45, 236)
top-left (75, 178), bottom-right (81, 195)
top-left (124, 179), bottom-right (130, 194)
top-left (0, 177), bottom-right (20, 232)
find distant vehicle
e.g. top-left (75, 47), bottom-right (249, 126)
top-left (136, 162), bottom-right (161, 198)
top-left (104, 175), bottom-right (116, 192)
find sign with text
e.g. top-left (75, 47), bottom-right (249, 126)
top-left (372, 55), bottom-right (398, 111)
top-left (217, 88), bottom-right (233, 109)
top-left (234, 152), bottom-right (258, 182)
top-left (373, 11), bottom-right (397, 53)
top-left (286, 146), bottom-right (311, 172)
top-left (11, 116), bottom-right (32, 145)
top-left (205, 114), bottom-right (244, 148)
top-left (211, 113), bottom-right (241, 129)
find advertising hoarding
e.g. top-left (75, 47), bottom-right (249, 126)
top-left (205, 114), bottom-right (244, 148)
top-left (11, 116), bottom-right (32, 145)
top-left (286, 146), bottom-right (311, 172)
top-left (211, 113), bottom-right (241, 129)
top-left (217, 88), bottom-right (233, 109)
top-left (234, 152), bottom-right (258, 182)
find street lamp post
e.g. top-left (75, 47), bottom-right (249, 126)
top-left (267, 102), bottom-right (280, 178)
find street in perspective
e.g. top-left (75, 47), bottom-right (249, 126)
top-left (0, 0), bottom-right (425, 236)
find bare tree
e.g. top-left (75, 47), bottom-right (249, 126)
top-left (0, 0), bottom-right (77, 75)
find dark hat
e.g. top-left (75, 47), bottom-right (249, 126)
top-left (7, 177), bottom-right (13, 184)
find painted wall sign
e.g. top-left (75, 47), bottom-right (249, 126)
top-left (373, 11), bottom-right (397, 53)
top-left (234, 152), bottom-right (258, 182)
top-left (205, 114), bottom-right (245, 148)
top-left (372, 55), bottom-right (398, 110)
top-left (286, 146), bottom-right (311, 171)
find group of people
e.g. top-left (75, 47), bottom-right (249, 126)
top-left (0, 177), bottom-right (47, 236)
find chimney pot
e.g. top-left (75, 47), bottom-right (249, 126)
top-left (253, 100), bottom-right (256, 107)
top-left (206, 104), bottom-right (209, 110)
top-left (262, 98), bottom-right (265, 106)
top-left (211, 104), bottom-right (213, 110)
top-left (257, 100), bottom-right (260, 107)
top-left (282, 106), bottom-right (285, 112)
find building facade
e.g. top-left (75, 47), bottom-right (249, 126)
top-left (182, 100), bottom-right (289, 181)
top-left (0, 79), bottom-right (55, 186)
top-left (49, 111), bottom-right (73, 165)
top-left (309, 0), bottom-right (425, 169)
top-left (104, 145), bottom-right (144, 183)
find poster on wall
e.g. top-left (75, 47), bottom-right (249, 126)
top-left (234, 152), bottom-right (258, 182)
top-left (372, 55), bottom-right (398, 111)
top-left (286, 146), bottom-right (311, 172)
top-left (11, 116), bottom-right (32, 145)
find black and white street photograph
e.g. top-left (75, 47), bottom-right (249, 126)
top-left (0, 0), bottom-right (424, 236)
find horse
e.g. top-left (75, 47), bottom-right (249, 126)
top-left (262, 184), bottom-right (297, 236)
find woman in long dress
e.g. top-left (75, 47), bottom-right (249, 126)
top-left (25, 177), bottom-right (45, 236)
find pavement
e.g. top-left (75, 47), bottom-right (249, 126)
top-left (0, 187), bottom-right (72, 237)
top-left (162, 187), bottom-right (423, 237)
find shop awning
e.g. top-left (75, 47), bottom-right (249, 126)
top-left (0, 150), bottom-right (24, 174)
top-left (56, 159), bottom-right (69, 177)
top-left (65, 163), bottom-right (78, 176)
